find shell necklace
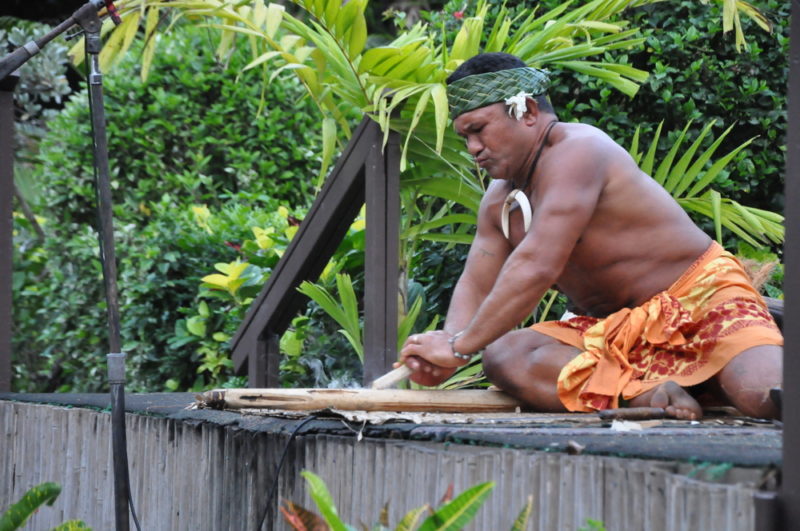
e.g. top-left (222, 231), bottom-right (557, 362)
top-left (501, 119), bottom-right (558, 239)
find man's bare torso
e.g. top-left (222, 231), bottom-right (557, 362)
top-left (484, 122), bottom-right (711, 317)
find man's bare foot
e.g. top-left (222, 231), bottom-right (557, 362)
top-left (630, 381), bottom-right (703, 420)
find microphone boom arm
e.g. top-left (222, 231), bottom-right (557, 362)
top-left (0, 0), bottom-right (106, 81)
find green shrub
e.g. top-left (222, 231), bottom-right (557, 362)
top-left (36, 23), bottom-right (322, 229)
top-left (12, 24), bottom-right (323, 392)
top-left (552, 0), bottom-right (788, 215)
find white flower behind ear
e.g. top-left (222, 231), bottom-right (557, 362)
top-left (505, 91), bottom-right (531, 120)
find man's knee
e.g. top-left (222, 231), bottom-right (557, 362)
top-left (482, 330), bottom-right (549, 383)
top-left (717, 345), bottom-right (782, 418)
top-left (482, 331), bottom-right (569, 389)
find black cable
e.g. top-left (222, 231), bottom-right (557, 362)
top-left (256, 415), bottom-right (319, 530)
top-left (129, 495), bottom-right (141, 531)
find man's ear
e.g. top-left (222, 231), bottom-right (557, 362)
top-left (522, 97), bottom-right (540, 126)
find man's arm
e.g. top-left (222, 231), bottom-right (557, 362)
top-left (397, 184), bottom-right (510, 384)
top-left (451, 141), bottom-right (607, 357)
top-left (443, 186), bottom-right (512, 334)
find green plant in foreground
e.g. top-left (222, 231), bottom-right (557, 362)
top-left (0, 482), bottom-right (90, 531)
top-left (282, 471), bottom-right (512, 530)
top-left (579, 519), bottom-right (607, 531)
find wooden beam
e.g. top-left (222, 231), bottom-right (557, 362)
top-left (781, 1), bottom-right (800, 528)
top-left (0, 74), bottom-right (18, 393)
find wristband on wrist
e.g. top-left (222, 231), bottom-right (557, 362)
top-left (448, 331), bottom-right (481, 361)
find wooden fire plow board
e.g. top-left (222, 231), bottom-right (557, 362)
top-left (196, 388), bottom-right (525, 413)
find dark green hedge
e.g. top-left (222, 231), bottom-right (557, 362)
top-left (37, 25), bottom-right (322, 228)
top-left (551, 0), bottom-right (788, 213)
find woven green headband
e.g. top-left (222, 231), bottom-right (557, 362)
top-left (447, 67), bottom-right (550, 119)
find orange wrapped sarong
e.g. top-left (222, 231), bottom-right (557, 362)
top-left (532, 242), bottom-right (783, 412)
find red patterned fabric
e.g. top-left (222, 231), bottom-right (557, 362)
top-left (532, 242), bottom-right (783, 412)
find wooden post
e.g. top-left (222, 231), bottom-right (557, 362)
top-left (780, 1), bottom-right (800, 529)
top-left (0, 73), bottom-right (18, 392)
top-left (363, 125), bottom-right (400, 384)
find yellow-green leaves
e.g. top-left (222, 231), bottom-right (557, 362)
top-left (98, 9), bottom-right (142, 71)
top-left (192, 204), bottom-right (213, 234)
top-left (141, 6), bottom-right (160, 81)
top-left (201, 260), bottom-right (249, 297)
top-left (448, 5), bottom-right (488, 69)
top-left (252, 226), bottom-right (275, 249)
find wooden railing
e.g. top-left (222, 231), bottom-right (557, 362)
top-left (229, 117), bottom-right (400, 387)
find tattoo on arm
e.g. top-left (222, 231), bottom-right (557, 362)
top-left (479, 248), bottom-right (495, 257)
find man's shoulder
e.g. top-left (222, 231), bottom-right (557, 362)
top-left (556, 123), bottom-right (620, 154)
top-left (545, 123), bottom-right (635, 178)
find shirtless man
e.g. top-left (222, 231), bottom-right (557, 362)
top-left (399, 52), bottom-right (783, 420)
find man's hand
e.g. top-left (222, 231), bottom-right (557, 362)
top-left (398, 330), bottom-right (466, 386)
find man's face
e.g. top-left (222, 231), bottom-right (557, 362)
top-left (453, 102), bottom-right (527, 181)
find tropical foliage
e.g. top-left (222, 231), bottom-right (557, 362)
top-left (76, 0), bottom-right (781, 245)
top-left (0, 482), bottom-right (89, 531)
top-left (281, 471), bottom-right (507, 531)
top-left (629, 120), bottom-right (783, 246)
top-left (9, 0), bottom-right (788, 392)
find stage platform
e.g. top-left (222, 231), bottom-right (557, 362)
top-left (0, 392), bottom-right (781, 530)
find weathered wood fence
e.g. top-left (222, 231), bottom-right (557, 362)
top-left (1, 399), bottom-right (768, 530)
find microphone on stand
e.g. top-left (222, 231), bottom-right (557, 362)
top-left (0, 0), bottom-right (111, 81)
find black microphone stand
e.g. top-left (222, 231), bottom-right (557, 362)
top-left (1, 2), bottom-right (137, 530)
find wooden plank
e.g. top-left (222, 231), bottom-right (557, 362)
top-left (230, 117), bottom-right (375, 371)
top-left (203, 388), bottom-right (524, 413)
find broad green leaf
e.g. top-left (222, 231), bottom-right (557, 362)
top-left (265, 2), bottom-right (284, 37)
top-left (449, 15), bottom-right (484, 63)
top-left (401, 88), bottom-right (432, 170)
top-left (556, 61), bottom-right (642, 98)
top-left (347, 1), bottom-right (367, 58)
top-left (736, 0), bottom-right (773, 32)
top-left (430, 83), bottom-right (449, 154)
top-left (723, 0), bottom-right (736, 32)
top-left (418, 481), bottom-right (495, 531)
top-left (0, 482), bottom-right (61, 531)
top-left (186, 316), bottom-right (207, 337)
top-left (404, 177), bottom-right (482, 213)
top-left (301, 471), bottom-right (349, 531)
top-left (340, 330), bottom-right (364, 361)
top-left (99, 11), bottom-right (139, 70)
